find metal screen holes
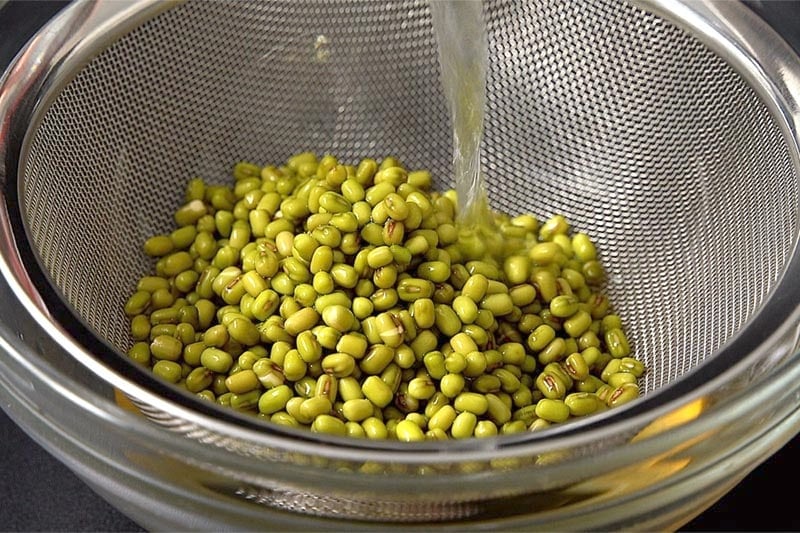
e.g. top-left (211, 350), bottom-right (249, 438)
top-left (14, 0), bottom-right (800, 521)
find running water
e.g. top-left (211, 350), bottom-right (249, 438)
top-left (429, 0), bottom-right (491, 226)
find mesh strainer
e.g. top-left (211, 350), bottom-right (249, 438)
top-left (2, 0), bottom-right (800, 529)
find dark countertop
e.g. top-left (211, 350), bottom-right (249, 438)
top-left (3, 399), bottom-right (800, 532)
top-left (2, 1), bottom-right (800, 531)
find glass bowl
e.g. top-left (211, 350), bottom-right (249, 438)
top-left (1, 0), bottom-right (800, 530)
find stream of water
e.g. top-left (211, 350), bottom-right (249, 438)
top-left (429, 0), bottom-right (491, 226)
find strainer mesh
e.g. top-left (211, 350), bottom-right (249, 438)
top-left (21, 0), bottom-right (799, 399)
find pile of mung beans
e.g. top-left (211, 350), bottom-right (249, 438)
top-left (124, 153), bottom-right (643, 441)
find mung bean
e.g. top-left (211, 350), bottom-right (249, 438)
top-left (125, 154), bottom-right (642, 442)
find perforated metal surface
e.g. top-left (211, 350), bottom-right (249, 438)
top-left (20, 0), bottom-right (800, 403)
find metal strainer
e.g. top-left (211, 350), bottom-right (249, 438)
top-left (2, 0), bottom-right (800, 526)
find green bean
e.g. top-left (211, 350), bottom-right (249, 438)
top-left (336, 178), bottom-right (365, 204)
top-left (175, 323), bottom-right (195, 345)
top-left (362, 417), bottom-right (388, 440)
top-left (574, 375), bottom-right (602, 393)
top-left (608, 372), bottom-right (637, 388)
top-left (371, 288), bottom-right (398, 311)
top-left (473, 420), bottom-right (497, 438)
top-left (312, 271), bottom-right (335, 295)
top-left (535, 371), bottom-right (567, 400)
top-left (175, 199), bottom-right (207, 227)
top-left (258, 385), bottom-right (293, 414)
top-left (461, 324), bottom-right (488, 348)
top-left (460, 351), bottom-right (487, 378)
top-left (150, 335), bottom-right (182, 361)
top-left (449, 332), bottom-right (477, 356)
top-left (539, 215), bottom-right (569, 241)
top-left (360, 344), bottom-right (395, 375)
top-left (237, 350), bottom-right (262, 371)
top-left (535, 399), bottom-right (570, 423)
top-left (564, 310), bottom-right (593, 338)
top-left (230, 390), bottom-right (260, 410)
top-left (153, 360), bottom-right (183, 383)
top-left (362, 375), bottom-right (393, 408)
top-left (440, 373), bottom-right (465, 398)
top-left (127, 342), bottom-right (151, 365)
top-left (480, 293), bottom-right (514, 316)
top-left (562, 352), bottom-right (590, 380)
top-left (552, 234), bottom-right (573, 257)
top-left (503, 255), bottom-right (530, 285)
top-left (512, 384), bottom-right (533, 408)
top-left (184, 366), bottom-right (214, 393)
top-left (374, 165), bottom-right (406, 185)
top-left (619, 357), bottom-right (645, 377)
top-left (395, 278), bottom-right (433, 302)
top-left (179, 341), bottom-right (203, 367)
top-left (404, 376), bottom-right (434, 401)
top-left (550, 294), bottom-right (580, 318)
top-left (444, 352), bottom-right (467, 374)
top-left (428, 405), bottom-right (457, 432)
top-left (395, 419), bottom-right (425, 442)
top-left (126, 153), bottom-right (643, 442)
top-left (544, 362), bottom-right (573, 390)
top-left (143, 235), bottom-right (174, 257)
top-left (150, 288), bottom-right (176, 311)
top-left (340, 398), bottom-right (373, 422)
top-left (538, 337), bottom-right (566, 365)
top-left (454, 392), bottom-right (489, 415)
top-left (484, 393), bottom-right (512, 425)
top-left (283, 307), bottom-right (320, 336)
top-left (581, 346), bottom-right (602, 368)
top-left (572, 233), bottom-right (597, 262)
top-left (294, 330), bottom-right (322, 363)
top-left (451, 411), bottom-right (478, 439)
top-left (253, 358), bottom-right (285, 389)
top-left (474, 309), bottom-right (495, 331)
top-left (291, 375), bottom-right (314, 398)
top-left (406, 299), bottom-right (433, 330)
top-left (421, 351), bottom-right (446, 380)
top-left (338, 376), bottom-right (364, 401)
top-left (472, 373), bottom-right (501, 394)
top-left (293, 284), bottom-right (317, 308)
top-left (605, 328), bottom-right (631, 358)
top-left (130, 314), bottom-right (151, 341)
top-left (434, 305), bottom-right (461, 337)
top-left (124, 291), bottom-right (151, 316)
top-left (269, 412), bottom-right (299, 428)
top-left (265, 338), bottom-right (290, 365)
top-left (282, 350), bottom-right (308, 381)
top-left (452, 295), bottom-right (478, 325)
top-left (321, 352), bottom-right (356, 378)
top-left (300, 396), bottom-right (333, 419)
top-left (331, 264), bottom-right (358, 289)
top-left (198, 347), bottom-right (233, 373)
top-left (380, 363), bottom-right (403, 393)
top-left (227, 317), bottom-right (260, 346)
top-left (202, 324), bottom-right (228, 347)
top-left (493, 367), bottom-right (521, 393)
top-left (564, 392), bottom-right (601, 416)
top-left (606, 383), bottom-right (639, 407)
top-left (527, 324), bottom-right (556, 352)
top-left (322, 304), bottom-right (356, 332)
top-left (417, 261), bottom-right (450, 283)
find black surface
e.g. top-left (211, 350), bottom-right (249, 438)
top-left (2, 1), bottom-right (800, 531)
top-left (2, 400), bottom-right (800, 532)
top-left (0, 408), bottom-right (143, 532)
